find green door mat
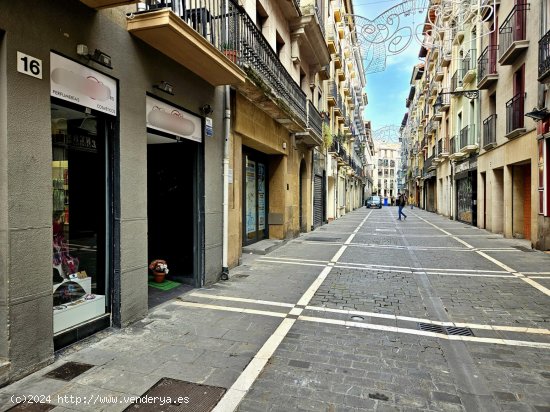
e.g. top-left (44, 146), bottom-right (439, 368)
top-left (148, 278), bottom-right (182, 291)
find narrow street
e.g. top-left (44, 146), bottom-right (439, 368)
top-left (2, 207), bottom-right (550, 412)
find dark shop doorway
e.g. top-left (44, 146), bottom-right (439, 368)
top-left (147, 134), bottom-right (199, 307)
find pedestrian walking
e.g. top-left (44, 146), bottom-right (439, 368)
top-left (398, 194), bottom-right (407, 220)
top-left (409, 194), bottom-right (414, 209)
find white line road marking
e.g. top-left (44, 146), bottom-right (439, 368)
top-left (174, 301), bottom-right (287, 318)
top-left (298, 315), bottom-right (550, 349)
top-left (255, 259), bottom-right (517, 278)
top-left (412, 212), bottom-right (550, 297)
top-left (303, 305), bottom-right (550, 335)
top-left (214, 211), bottom-right (372, 411)
top-left (258, 256), bottom-right (329, 264)
top-left (173, 300), bottom-right (550, 348)
top-left (189, 292), bottom-right (295, 308)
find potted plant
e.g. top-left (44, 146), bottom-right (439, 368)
top-left (222, 42), bottom-right (237, 63)
top-left (149, 259), bottom-right (169, 283)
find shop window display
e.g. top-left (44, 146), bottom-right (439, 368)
top-left (51, 103), bottom-right (108, 334)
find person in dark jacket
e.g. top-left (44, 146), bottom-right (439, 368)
top-left (397, 194), bottom-right (407, 221)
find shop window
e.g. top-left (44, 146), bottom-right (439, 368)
top-left (51, 103), bottom-right (109, 335)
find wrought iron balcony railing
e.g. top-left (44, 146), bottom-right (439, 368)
top-left (506, 93), bottom-right (525, 134)
top-left (450, 135), bottom-right (458, 153)
top-left (139, 0), bottom-right (307, 122)
top-left (306, 100), bottom-right (322, 139)
top-left (499, 3), bottom-right (529, 59)
top-left (478, 45), bottom-right (498, 80)
top-left (451, 70), bottom-right (463, 91)
top-left (461, 49), bottom-right (476, 74)
top-left (459, 125), bottom-right (475, 149)
top-left (539, 29), bottom-right (550, 82)
top-left (482, 114), bottom-right (497, 148)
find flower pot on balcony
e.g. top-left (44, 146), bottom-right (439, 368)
top-left (223, 50), bottom-right (237, 63)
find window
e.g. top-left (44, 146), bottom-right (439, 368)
top-left (256, 1), bottom-right (268, 32)
top-left (51, 102), bottom-right (111, 334)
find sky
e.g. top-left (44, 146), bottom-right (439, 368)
top-left (353, 0), bottom-right (426, 137)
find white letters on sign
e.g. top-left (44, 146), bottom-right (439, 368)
top-left (17, 52), bottom-right (43, 79)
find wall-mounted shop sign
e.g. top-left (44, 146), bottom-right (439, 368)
top-left (146, 96), bottom-right (201, 143)
top-left (50, 52), bottom-right (117, 116)
top-left (455, 160), bottom-right (470, 174)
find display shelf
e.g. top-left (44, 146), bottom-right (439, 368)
top-left (53, 295), bottom-right (105, 334)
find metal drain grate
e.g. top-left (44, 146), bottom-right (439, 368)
top-left (306, 237), bottom-right (341, 242)
top-left (418, 323), bottom-right (474, 336)
top-left (44, 361), bottom-right (94, 381)
top-left (446, 326), bottom-right (474, 336)
top-left (125, 378), bottom-right (226, 411)
top-left (234, 274), bottom-right (249, 278)
top-left (418, 323), bottom-right (446, 334)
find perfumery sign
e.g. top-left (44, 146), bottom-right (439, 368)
top-left (50, 52), bottom-right (117, 116)
top-left (146, 96), bottom-right (202, 143)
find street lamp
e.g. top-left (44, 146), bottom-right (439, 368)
top-left (433, 89), bottom-right (479, 113)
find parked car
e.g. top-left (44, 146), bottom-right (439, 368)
top-left (365, 196), bottom-right (382, 209)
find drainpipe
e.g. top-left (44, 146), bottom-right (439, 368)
top-left (221, 85), bottom-right (230, 281)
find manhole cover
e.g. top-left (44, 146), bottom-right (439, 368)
top-left (125, 378), bottom-right (226, 411)
top-left (350, 316), bottom-right (364, 321)
top-left (44, 361), bottom-right (94, 381)
top-left (306, 237), bottom-right (341, 242)
top-left (7, 403), bottom-right (56, 412)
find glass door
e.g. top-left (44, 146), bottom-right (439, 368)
top-left (243, 150), bottom-right (268, 245)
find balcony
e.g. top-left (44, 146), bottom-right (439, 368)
top-left (441, 41), bottom-right (452, 67)
top-left (482, 114), bottom-right (497, 150)
top-left (424, 155), bottom-right (435, 172)
top-left (327, 23), bottom-right (337, 54)
top-left (438, 137), bottom-right (450, 158)
top-left (451, 70), bottom-right (463, 92)
top-left (327, 80), bottom-right (337, 106)
top-left (538, 29), bottom-right (550, 83)
top-left (449, 135), bottom-right (465, 160)
top-left (438, 89), bottom-right (451, 112)
top-left (498, 3), bottom-right (530, 65)
top-left (505, 93), bottom-right (526, 139)
top-left (302, 100), bottom-right (323, 146)
top-left (478, 45), bottom-right (498, 89)
top-left (459, 124), bottom-right (478, 154)
top-left (332, 0), bottom-right (344, 23)
top-left (127, 4), bottom-right (246, 86)
top-left (461, 49), bottom-right (476, 84)
top-left (80, 0), bottom-right (136, 8)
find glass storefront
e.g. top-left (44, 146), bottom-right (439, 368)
top-left (51, 102), bottom-right (110, 335)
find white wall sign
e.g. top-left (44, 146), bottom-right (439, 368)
top-left (228, 168), bottom-right (233, 184)
top-left (146, 95), bottom-right (202, 143)
top-left (205, 117), bottom-right (213, 137)
top-left (50, 52), bottom-right (117, 116)
top-left (17, 52), bottom-right (43, 79)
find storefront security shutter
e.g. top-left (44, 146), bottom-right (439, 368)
top-left (313, 175), bottom-right (324, 228)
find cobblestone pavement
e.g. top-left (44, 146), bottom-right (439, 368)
top-left (1, 207), bottom-right (550, 412)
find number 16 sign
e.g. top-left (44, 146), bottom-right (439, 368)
top-left (17, 51), bottom-right (43, 79)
